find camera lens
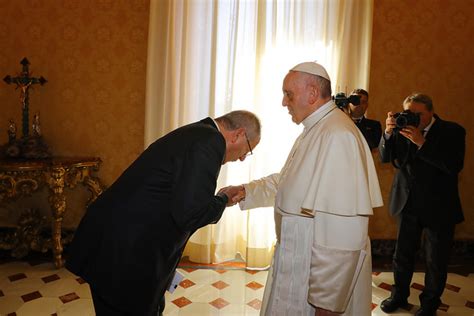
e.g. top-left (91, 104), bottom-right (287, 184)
top-left (396, 115), bottom-right (408, 128)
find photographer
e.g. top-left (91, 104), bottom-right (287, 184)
top-left (348, 89), bottom-right (382, 150)
top-left (378, 93), bottom-right (465, 316)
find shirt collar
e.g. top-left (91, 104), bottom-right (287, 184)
top-left (211, 117), bottom-right (221, 132)
top-left (301, 100), bottom-right (336, 132)
top-left (424, 116), bottom-right (436, 133)
top-left (352, 115), bottom-right (364, 123)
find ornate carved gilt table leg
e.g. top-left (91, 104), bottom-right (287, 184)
top-left (65, 164), bottom-right (103, 206)
top-left (46, 166), bottom-right (67, 268)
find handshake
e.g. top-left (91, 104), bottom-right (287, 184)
top-left (218, 185), bottom-right (246, 207)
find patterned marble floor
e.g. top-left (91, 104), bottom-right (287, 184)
top-left (0, 260), bottom-right (473, 315)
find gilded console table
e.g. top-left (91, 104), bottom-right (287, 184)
top-left (0, 157), bottom-right (103, 268)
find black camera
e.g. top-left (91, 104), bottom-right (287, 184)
top-left (393, 110), bottom-right (421, 132)
top-left (332, 92), bottom-right (360, 109)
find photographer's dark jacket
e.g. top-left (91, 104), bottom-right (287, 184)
top-left (66, 118), bottom-right (228, 315)
top-left (354, 117), bottom-right (382, 150)
top-left (378, 114), bottom-right (465, 228)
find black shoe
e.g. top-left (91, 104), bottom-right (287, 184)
top-left (380, 297), bottom-right (408, 313)
top-left (415, 307), bottom-right (437, 316)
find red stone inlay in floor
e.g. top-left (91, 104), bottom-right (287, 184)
top-left (182, 268), bottom-right (197, 273)
top-left (246, 281), bottom-right (264, 290)
top-left (214, 269), bottom-right (227, 274)
top-left (209, 298), bottom-right (230, 309)
top-left (245, 270), bottom-right (259, 275)
top-left (21, 291), bottom-right (42, 302)
top-left (179, 279), bottom-right (196, 289)
top-left (212, 280), bottom-right (229, 290)
top-left (42, 274), bottom-right (60, 283)
top-left (172, 296), bottom-right (192, 308)
top-left (76, 277), bottom-right (86, 284)
top-left (465, 300), bottom-right (474, 309)
top-left (247, 298), bottom-right (262, 310)
top-left (8, 273), bottom-right (27, 282)
top-left (59, 292), bottom-right (80, 304)
top-left (371, 302), bottom-right (377, 310)
top-left (378, 282), bottom-right (392, 291)
top-left (445, 283), bottom-right (461, 292)
top-left (411, 282), bottom-right (424, 291)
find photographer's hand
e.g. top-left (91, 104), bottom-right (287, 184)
top-left (399, 126), bottom-right (425, 147)
top-left (385, 111), bottom-right (396, 135)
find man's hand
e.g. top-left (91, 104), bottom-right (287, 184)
top-left (384, 111), bottom-right (396, 135)
top-left (218, 185), bottom-right (246, 206)
top-left (399, 125), bottom-right (425, 147)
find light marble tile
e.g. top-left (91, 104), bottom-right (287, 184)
top-left (441, 286), bottom-right (470, 308)
top-left (372, 271), bottom-right (394, 286)
top-left (56, 267), bottom-right (79, 280)
top-left (218, 270), bottom-right (247, 287)
top-left (244, 286), bottom-right (264, 303)
top-left (371, 306), bottom-right (413, 315)
top-left (178, 302), bottom-right (219, 316)
top-left (0, 262), bottom-right (31, 278)
top-left (56, 298), bottom-right (95, 316)
top-left (1, 277), bottom-right (45, 296)
top-left (163, 300), bottom-right (180, 316)
top-left (244, 304), bottom-right (261, 316)
top-left (23, 262), bottom-right (57, 279)
top-left (184, 269), bottom-right (219, 285)
top-left (219, 284), bottom-right (247, 304)
top-left (74, 283), bottom-right (92, 299)
top-left (39, 278), bottom-right (81, 297)
top-left (245, 271), bottom-right (268, 285)
top-left (216, 302), bottom-right (245, 315)
top-left (442, 306), bottom-right (474, 316)
top-left (15, 297), bottom-right (63, 315)
top-left (371, 284), bottom-right (391, 303)
top-left (183, 284), bottom-right (220, 303)
top-left (0, 295), bottom-right (24, 315)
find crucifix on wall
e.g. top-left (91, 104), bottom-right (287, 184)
top-left (4, 57), bottom-right (47, 138)
top-left (2, 58), bottom-right (50, 159)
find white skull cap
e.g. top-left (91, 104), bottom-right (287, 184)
top-left (290, 61), bottom-right (330, 81)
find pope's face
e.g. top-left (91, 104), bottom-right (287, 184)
top-left (282, 71), bottom-right (312, 124)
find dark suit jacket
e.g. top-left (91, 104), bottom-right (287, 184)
top-left (355, 117), bottom-right (382, 149)
top-left (66, 118), bottom-right (228, 314)
top-left (378, 115), bottom-right (465, 228)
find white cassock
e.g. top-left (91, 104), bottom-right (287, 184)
top-left (240, 101), bottom-right (383, 316)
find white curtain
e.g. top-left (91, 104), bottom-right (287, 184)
top-left (145, 0), bottom-right (374, 268)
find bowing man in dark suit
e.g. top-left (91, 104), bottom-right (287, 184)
top-left (348, 88), bottom-right (382, 150)
top-left (378, 93), bottom-right (465, 316)
top-left (66, 110), bottom-right (261, 316)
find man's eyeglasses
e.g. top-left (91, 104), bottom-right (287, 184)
top-left (244, 132), bottom-right (253, 157)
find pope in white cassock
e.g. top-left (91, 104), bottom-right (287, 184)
top-left (227, 62), bottom-right (383, 316)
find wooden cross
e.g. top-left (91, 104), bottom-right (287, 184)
top-left (4, 58), bottom-right (47, 138)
